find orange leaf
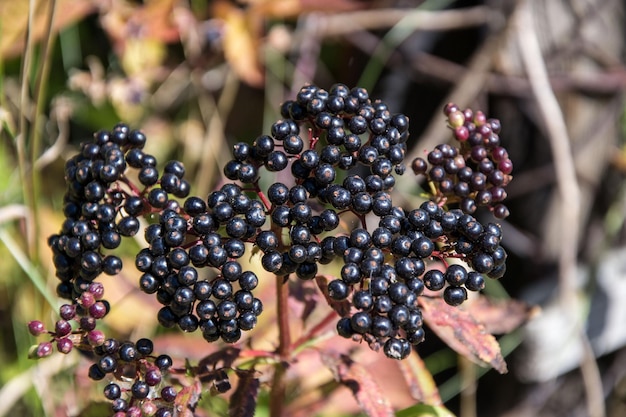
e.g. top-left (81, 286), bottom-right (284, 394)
top-left (0, 0), bottom-right (95, 58)
top-left (321, 351), bottom-right (395, 417)
top-left (419, 296), bottom-right (508, 373)
top-left (175, 380), bottom-right (203, 413)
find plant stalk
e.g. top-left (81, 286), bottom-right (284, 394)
top-left (269, 274), bottom-right (291, 416)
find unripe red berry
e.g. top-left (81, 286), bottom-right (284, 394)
top-left (54, 319), bottom-right (72, 337)
top-left (36, 341), bottom-right (53, 358)
top-left (454, 126), bottom-right (469, 142)
top-left (28, 320), bottom-right (46, 336)
top-left (87, 330), bottom-right (105, 346)
top-left (56, 337), bottom-right (74, 354)
top-left (89, 283), bottom-right (105, 299)
top-left (80, 291), bottom-right (96, 308)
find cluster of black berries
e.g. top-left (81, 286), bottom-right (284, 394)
top-left (48, 123), bottom-right (189, 302)
top-left (138, 184), bottom-right (264, 343)
top-left (412, 103), bottom-right (513, 218)
top-left (39, 124), bottom-right (195, 413)
top-left (35, 85), bottom-right (512, 390)
top-left (89, 338), bottom-right (177, 417)
top-left (326, 202), bottom-right (506, 360)
top-left (218, 85), bottom-right (511, 360)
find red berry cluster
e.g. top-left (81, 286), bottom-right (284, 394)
top-left (28, 282), bottom-right (107, 358)
top-left (412, 103), bottom-right (513, 218)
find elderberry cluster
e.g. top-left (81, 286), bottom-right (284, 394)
top-left (48, 123), bottom-right (190, 301)
top-left (218, 85), bottom-right (510, 360)
top-left (139, 184), bottom-right (264, 343)
top-left (412, 103), bottom-right (513, 218)
top-left (28, 282), bottom-right (108, 358)
top-left (27, 284), bottom-right (177, 416)
top-left (89, 338), bottom-right (177, 417)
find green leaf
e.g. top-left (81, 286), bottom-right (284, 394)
top-left (396, 403), bottom-right (456, 417)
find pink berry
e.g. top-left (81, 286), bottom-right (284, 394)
top-left (454, 126), bottom-right (469, 142)
top-left (28, 320), bottom-right (46, 336)
top-left (56, 337), bottom-right (74, 354)
top-left (443, 102), bottom-right (459, 116)
top-left (491, 146), bottom-right (508, 162)
top-left (141, 401), bottom-right (158, 416)
top-left (88, 282), bottom-right (105, 299)
top-left (498, 158), bottom-right (513, 175)
top-left (89, 301), bottom-right (107, 319)
top-left (87, 330), bottom-right (105, 346)
top-left (473, 110), bottom-right (486, 126)
top-left (36, 341), bottom-right (53, 358)
top-left (54, 319), bottom-right (72, 337)
top-left (80, 292), bottom-right (96, 308)
top-left (59, 304), bottom-right (77, 320)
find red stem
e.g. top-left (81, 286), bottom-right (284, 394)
top-left (269, 274), bottom-right (291, 416)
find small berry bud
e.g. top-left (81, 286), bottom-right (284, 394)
top-left (447, 110), bottom-right (465, 128)
top-left (80, 292), bottom-right (96, 308)
top-left (87, 330), bottom-right (105, 346)
top-left (36, 341), bottom-right (53, 358)
top-left (28, 320), bottom-right (46, 336)
top-left (54, 319), bottom-right (72, 337)
top-left (88, 282), bottom-right (105, 299)
top-left (56, 337), bottom-right (74, 354)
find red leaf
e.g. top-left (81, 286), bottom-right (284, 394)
top-left (321, 351), bottom-right (395, 417)
top-left (464, 296), bottom-right (538, 335)
top-left (419, 296), bottom-right (508, 373)
top-left (397, 350), bottom-right (442, 405)
top-left (229, 370), bottom-right (260, 417)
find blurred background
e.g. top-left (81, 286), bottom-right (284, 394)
top-left (1, 0), bottom-right (625, 416)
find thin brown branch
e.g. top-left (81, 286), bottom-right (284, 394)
top-left (311, 6), bottom-right (500, 38)
top-left (515, 3), bottom-right (605, 417)
top-left (411, 52), bottom-right (626, 97)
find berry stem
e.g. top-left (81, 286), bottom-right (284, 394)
top-left (276, 275), bottom-right (291, 355)
top-left (251, 181), bottom-right (272, 211)
top-left (270, 273), bottom-right (291, 416)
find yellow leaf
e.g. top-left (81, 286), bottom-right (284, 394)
top-left (213, 1), bottom-right (263, 87)
top-left (121, 37), bottom-right (166, 77)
